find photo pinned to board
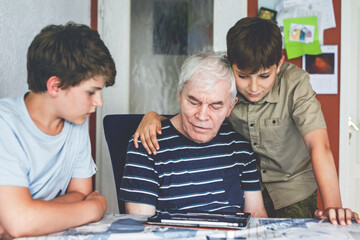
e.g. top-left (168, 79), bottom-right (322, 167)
top-left (302, 45), bottom-right (338, 94)
top-left (289, 23), bottom-right (315, 44)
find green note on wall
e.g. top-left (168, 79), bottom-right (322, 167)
top-left (283, 17), bottom-right (322, 59)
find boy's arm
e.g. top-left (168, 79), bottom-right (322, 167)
top-left (133, 111), bottom-right (166, 155)
top-left (0, 179), bottom-right (107, 238)
top-left (243, 191), bottom-right (268, 218)
top-left (0, 223), bottom-right (12, 240)
top-left (50, 178), bottom-right (92, 203)
top-left (304, 128), bottom-right (360, 225)
top-left (125, 202), bottom-right (156, 215)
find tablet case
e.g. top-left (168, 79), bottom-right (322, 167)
top-left (146, 210), bottom-right (251, 230)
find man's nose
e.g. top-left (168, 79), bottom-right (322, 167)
top-left (196, 105), bottom-right (209, 121)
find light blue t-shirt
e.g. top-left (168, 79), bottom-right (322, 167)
top-left (0, 93), bottom-right (97, 200)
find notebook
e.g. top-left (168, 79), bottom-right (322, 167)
top-left (146, 210), bottom-right (251, 230)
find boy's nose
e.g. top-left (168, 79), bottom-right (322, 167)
top-left (94, 93), bottom-right (103, 107)
top-left (249, 79), bottom-right (258, 92)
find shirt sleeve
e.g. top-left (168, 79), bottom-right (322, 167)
top-left (239, 143), bottom-right (261, 191)
top-left (71, 119), bottom-right (97, 179)
top-left (119, 137), bottom-right (159, 206)
top-left (291, 72), bottom-right (327, 136)
top-left (0, 116), bottom-right (29, 187)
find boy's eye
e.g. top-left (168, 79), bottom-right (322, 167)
top-left (88, 91), bottom-right (95, 95)
top-left (260, 75), bottom-right (270, 79)
top-left (238, 74), bottom-right (247, 79)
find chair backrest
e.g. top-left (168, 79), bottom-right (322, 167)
top-left (103, 114), bottom-right (144, 213)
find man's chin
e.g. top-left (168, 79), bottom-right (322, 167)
top-left (190, 134), bottom-right (215, 144)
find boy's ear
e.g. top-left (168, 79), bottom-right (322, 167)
top-left (47, 76), bottom-right (62, 97)
top-left (276, 55), bottom-right (285, 74)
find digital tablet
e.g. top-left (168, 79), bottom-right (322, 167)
top-left (146, 210), bottom-right (251, 230)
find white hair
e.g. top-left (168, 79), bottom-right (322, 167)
top-left (178, 51), bottom-right (237, 104)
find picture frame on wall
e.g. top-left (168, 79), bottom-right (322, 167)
top-left (258, 7), bottom-right (277, 21)
top-left (153, 2), bottom-right (188, 55)
top-left (302, 45), bottom-right (338, 94)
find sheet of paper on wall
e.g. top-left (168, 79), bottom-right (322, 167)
top-left (302, 45), bottom-right (338, 94)
top-left (275, 0), bottom-right (336, 46)
top-left (283, 17), bottom-right (322, 59)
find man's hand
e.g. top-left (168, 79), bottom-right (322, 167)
top-left (85, 191), bottom-right (108, 221)
top-left (315, 208), bottom-right (360, 225)
top-left (133, 111), bottom-right (164, 155)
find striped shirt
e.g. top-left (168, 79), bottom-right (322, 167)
top-left (120, 119), bottom-right (260, 213)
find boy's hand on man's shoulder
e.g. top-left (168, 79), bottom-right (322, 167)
top-left (133, 111), bottom-right (164, 155)
top-left (85, 191), bottom-right (108, 221)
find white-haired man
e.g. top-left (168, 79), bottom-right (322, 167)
top-left (120, 52), bottom-right (267, 217)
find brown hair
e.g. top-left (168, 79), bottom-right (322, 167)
top-left (226, 17), bottom-right (282, 73)
top-left (27, 22), bottom-right (116, 92)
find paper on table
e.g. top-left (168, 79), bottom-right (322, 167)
top-left (283, 17), bottom-right (322, 59)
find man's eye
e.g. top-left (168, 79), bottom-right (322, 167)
top-left (211, 104), bottom-right (222, 110)
top-left (88, 91), bottom-right (95, 95)
top-left (260, 75), bottom-right (270, 79)
top-left (189, 100), bottom-right (199, 105)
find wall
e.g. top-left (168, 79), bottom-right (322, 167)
top-left (0, 0), bottom-right (91, 99)
top-left (96, 0), bottom-right (131, 214)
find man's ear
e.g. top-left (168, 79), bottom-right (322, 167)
top-left (47, 76), bottom-right (62, 97)
top-left (226, 97), bottom-right (238, 117)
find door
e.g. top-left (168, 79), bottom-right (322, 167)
top-left (339, 0), bottom-right (360, 213)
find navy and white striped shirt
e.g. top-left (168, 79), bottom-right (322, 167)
top-left (120, 119), bottom-right (260, 213)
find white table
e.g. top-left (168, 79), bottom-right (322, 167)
top-left (18, 214), bottom-right (360, 240)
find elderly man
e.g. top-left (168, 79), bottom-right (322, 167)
top-left (119, 52), bottom-right (267, 217)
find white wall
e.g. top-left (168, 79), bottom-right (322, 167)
top-left (213, 0), bottom-right (247, 51)
top-left (0, 0), bottom-right (91, 98)
top-left (96, 0), bottom-right (131, 214)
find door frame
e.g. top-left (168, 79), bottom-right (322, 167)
top-left (339, 0), bottom-right (354, 208)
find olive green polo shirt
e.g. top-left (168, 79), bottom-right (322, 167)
top-left (228, 62), bottom-right (327, 210)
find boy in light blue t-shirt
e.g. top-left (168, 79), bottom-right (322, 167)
top-left (0, 22), bottom-right (116, 238)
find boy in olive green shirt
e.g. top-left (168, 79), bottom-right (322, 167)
top-left (134, 17), bottom-right (359, 225)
